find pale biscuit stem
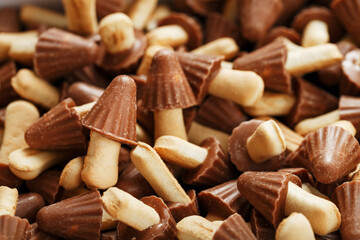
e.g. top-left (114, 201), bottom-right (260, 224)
top-left (208, 68), bottom-right (264, 107)
top-left (257, 116), bottom-right (304, 152)
top-left (8, 148), bottom-right (72, 180)
top-left (20, 5), bottom-right (67, 28)
top-left (62, 0), bottom-right (98, 35)
top-left (72, 101), bottom-right (96, 119)
top-left (302, 20), bottom-right (329, 47)
top-left (146, 25), bottom-right (188, 47)
top-left (0, 186), bottom-right (18, 216)
top-left (220, 61), bottom-right (233, 69)
top-left (136, 123), bottom-right (152, 145)
top-left (131, 142), bottom-right (191, 203)
top-left (102, 187), bottom-right (160, 231)
top-left (192, 37), bottom-right (239, 60)
top-left (177, 215), bottom-right (219, 240)
top-left (188, 122), bottom-right (229, 152)
top-left (281, 37), bottom-right (304, 52)
top-left (154, 135), bottom-right (208, 169)
top-left (81, 131), bottom-right (121, 190)
top-left (275, 213), bottom-right (315, 240)
top-left (137, 45), bottom-right (170, 75)
top-left (0, 100), bottom-right (39, 165)
top-left (127, 0), bottom-right (158, 30)
top-left (59, 156), bottom-right (84, 191)
top-left (246, 120), bottom-right (286, 163)
top-left (146, 5), bottom-right (171, 31)
top-left (154, 108), bottom-right (188, 141)
top-left (99, 13), bottom-right (135, 54)
top-left (285, 182), bottom-right (341, 236)
top-left (243, 91), bottom-right (296, 117)
top-left (11, 69), bottom-right (60, 109)
top-left (302, 183), bottom-right (330, 200)
top-left (294, 110), bottom-right (340, 136)
top-left (8, 36), bottom-right (37, 66)
top-left (329, 120), bottom-right (356, 136)
top-left (205, 213), bottom-right (225, 222)
top-left (285, 43), bottom-right (343, 76)
top-left (0, 31), bottom-right (38, 62)
top-left (101, 206), bottom-right (118, 231)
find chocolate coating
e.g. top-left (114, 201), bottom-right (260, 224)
top-left (251, 209), bottom-right (276, 240)
top-left (101, 230), bottom-right (118, 240)
top-left (339, 95), bottom-right (360, 139)
top-left (256, 27), bottom-right (301, 48)
top-left (213, 213), bottom-right (257, 240)
top-left (66, 65), bottom-right (110, 89)
top-left (205, 13), bottom-right (240, 43)
top-left (96, 0), bottom-right (126, 20)
top-left (0, 60), bottom-right (18, 107)
top-left (167, 189), bottom-right (199, 222)
top-left (278, 168), bottom-right (314, 185)
top-left (30, 223), bottom-right (60, 240)
top-left (0, 108), bottom-right (4, 128)
top-left (0, 215), bottom-right (31, 240)
top-left (16, 193), bottom-right (45, 223)
top-left (0, 163), bottom-right (23, 189)
top-left (67, 82), bottom-right (104, 106)
top-left (0, 8), bottom-right (20, 32)
top-left (117, 196), bottom-right (176, 240)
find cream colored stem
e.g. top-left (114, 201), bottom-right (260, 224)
top-left (59, 156), bottom-right (84, 191)
top-left (246, 120), bottom-right (286, 163)
top-left (302, 20), bottom-right (329, 47)
top-left (137, 45), bottom-right (170, 75)
top-left (302, 183), bottom-right (330, 200)
top-left (72, 101), bottom-right (96, 118)
top-left (330, 120), bottom-right (356, 136)
top-left (208, 68), bottom-right (264, 107)
top-left (188, 122), bottom-right (229, 152)
top-left (177, 215), bottom-right (219, 240)
top-left (146, 5), bottom-right (171, 31)
top-left (20, 5), bottom-right (67, 28)
top-left (285, 43), bottom-right (343, 76)
top-left (146, 25), bottom-right (188, 47)
top-left (192, 37), bottom-right (239, 60)
top-left (154, 108), bottom-right (187, 140)
top-left (101, 206), bottom-right (118, 231)
top-left (285, 182), bottom-right (341, 235)
top-left (102, 187), bottom-right (160, 231)
top-left (154, 135), bottom-right (208, 169)
top-left (81, 131), bottom-right (121, 189)
top-left (0, 186), bottom-right (18, 216)
top-left (127, 0), bottom-right (157, 30)
top-left (276, 213), bottom-right (315, 240)
top-left (131, 142), bottom-right (191, 203)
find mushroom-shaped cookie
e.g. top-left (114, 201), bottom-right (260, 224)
top-left (229, 119), bottom-right (286, 172)
top-left (237, 171), bottom-right (341, 235)
top-left (292, 6), bottom-right (343, 47)
top-left (96, 13), bottom-right (146, 74)
top-left (276, 213), bottom-right (315, 240)
top-left (340, 49), bottom-right (360, 96)
top-left (82, 75), bottom-right (137, 189)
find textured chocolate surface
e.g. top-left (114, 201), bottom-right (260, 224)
top-left (0, 60), bottom-right (18, 107)
top-left (117, 196), bottom-right (176, 240)
top-left (167, 189), bottom-right (199, 222)
top-left (25, 98), bottom-right (87, 150)
top-left (182, 137), bottom-right (238, 187)
top-left (83, 75), bottom-right (137, 146)
top-left (30, 223), bottom-right (60, 240)
top-left (233, 38), bottom-right (292, 93)
top-left (213, 213), bottom-right (257, 240)
top-left (237, 171), bottom-right (301, 227)
top-left (34, 28), bottom-right (99, 80)
top-left (256, 27), bottom-right (301, 48)
top-left (16, 193), bottom-right (45, 223)
top-left (251, 209), bottom-right (276, 240)
top-left (96, 0), bottom-right (125, 19)
top-left (142, 49), bottom-right (197, 111)
top-left (66, 65), bottom-right (110, 89)
top-left (0, 163), bottom-right (23, 189)
top-left (0, 215), bottom-right (31, 240)
top-left (205, 13), bottom-right (240, 43)
top-left (229, 120), bottom-right (285, 172)
top-left (37, 190), bottom-right (103, 240)
top-left (341, 49), bottom-right (360, 96)
top-left (67, 82), bottom-right (104, 106)
top-left (176, 52), bottom-right (223, 103)
top-left (278, 168), bottom-right (314, 185)
top-left (339, 95), bottom-right (360, 137)
top-left (0, 7), bottom-right (19, 32)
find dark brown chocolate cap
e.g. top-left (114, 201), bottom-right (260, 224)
top-left (142, 49), bottom-right (197, 111)
top-left (30, 222), bottom-right (60, 240)
top-left (96, 30), bottom-right (146, 74)
top-left (0, 107), bottom-right (5, 128)
top-left (182, 137), bottom-right (238, 187)
top-left (101, 230), bottom-right (118, 240)
top-left (255, 27), bottom-right (301, 48)
top-left (237, 171), bottom-right (302, 227)
top-left (276, 0), bottom-right (307, 25)
top-left (66, 65), bottom-right (110, 89)
top-left (292, 6), bottom-right (343, 42)
top-left (250, 209), bottom-right (276, 240)
top-left (183, 107), bottom-right (197, 133)
top-left (181, 0), bottom-right (223, 16)
top-left (167, 189), bottom-right (199, 222)
top-left (339, 95), bottom-right (360, 137)
top-left (158, 13), bottom-right (202, 50)
top-left (115, 163), bottom-right (155, 199)
top-left (286, 78), bottom-right (338, 126)
top-left (0, 60), bottom-right (18, 107)
top-left (205, 13), bottom-right (240, 43)
top-left (278, 168), bottom-right (314, 185)
top-left (0, 215), bottom-right (31, 240)
top-left (117, 196), bottom-right (176, 240)
top-left (229, 120), bottom-right (285, 172)
top-left (0, 8), bottom-right (20, 32)
top-left (67, 82), bottom-right (104, 106)
top-left (305, 126), bottom-right (360, 183)
top-left (136, 99), bottom-right (154, 136)
top-left (36, 190), bottom-right (102, 240)
top-left (25, 98), bottom-right (87, 151)
top-left (118, 147), bottom-right (131, 173)
top-left (198, 180), bottom-right (252, 220)
top-left (213, 213), bottom-right (257, 240)
top-left (16, 193), bottom-right (45, 224)
top-left (0, 163), bottom-right (23, 189)
top-left (331, 0), bottom-right (360, 45)
top-left (26, 170), bottom-right (62, 204)
top-left (233, 38), bottom-right (292, 93)
top-left (129, 75), bottom-right (147, 100)
top-left (34, 28), bottom-right (99, 80)
top-left (176, 52), bottom-right (223, 104)
top-left (331, 181), bottom-right (360, 240)
top-left (195, 96), bottom-right (247, 134)
top-left (314, 180), bottom-right (341, 198)
top-left (82, 75), bottom-right (137, 146)
top-left (96, 0), bottom-right (126, 20)
top-left (283, 142), bottom-right (308, 168)
top-left (315, 231), bottom-right (341, 240)
top-left (238, 0), bottom-right (284, 42)
top-left (340, 49), bottom-right (360, 96)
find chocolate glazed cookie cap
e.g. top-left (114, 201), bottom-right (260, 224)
top-left (0, 215), bottom-right (31, 240)
top-left (67, 82), bottom-right (104, 106)
top-left (83, 75), bottom-right (137, 146)
top-left (0, 60), bottom-right (18, 107)
top-left (142, 49), bottom-right (197, 111)
top-left (213, 213), bottom-right (257, 240)
top-left (34, 28), bottom-right (99, 80)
